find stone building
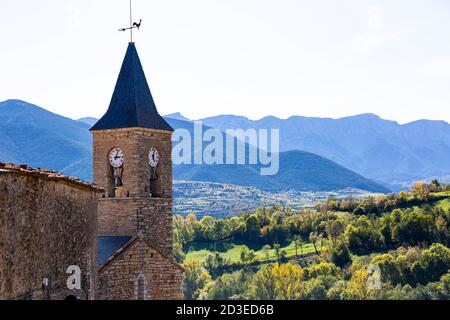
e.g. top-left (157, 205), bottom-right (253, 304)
top-left (0, 164), bottom-right (101, 300)
top-left (92, 42), bottom-right (183, 300)
top-left (0, 42), bottom-right (183, 300)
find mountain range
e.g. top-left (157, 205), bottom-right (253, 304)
top-left (0, 99), bottom-right (389, 193)
top-left (164, 118), bottom-right (388, 192)
top-left (190, 114), bottom-right (450, 190)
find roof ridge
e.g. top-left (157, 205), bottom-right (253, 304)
top-left (97, 236), bottom-right (184, 273)
top-left (98, 236), bottom-right (138, 272)
top-left (0, 162), bottom-right (103, 192)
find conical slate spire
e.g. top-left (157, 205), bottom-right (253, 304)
top-left (91, 43), bottom-right (173, 132)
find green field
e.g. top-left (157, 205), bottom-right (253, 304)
top-left (184, 241), bottom-right (317, 263)
top-left (436, 198), bottom-right (450, 211)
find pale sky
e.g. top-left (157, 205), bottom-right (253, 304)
top-left (1, 0), bottom-right (450, 123)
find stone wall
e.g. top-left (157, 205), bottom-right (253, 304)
top-left (97, 238), bottom-right (183, 300)
top-left (93, 127), bottom-right (182, 300)
top-left (92, 128), bottom-right (173, 199)
top-left (0, 164), bottom-right (101, 300)
top-left (97, 197), bottom-right (173, 257)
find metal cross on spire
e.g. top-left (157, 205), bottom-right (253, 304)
top-left (119, 0), bottom-right (142, 43)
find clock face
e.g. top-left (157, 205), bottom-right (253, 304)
top-left (109, 148), bottom-right (124, 168)
top-left (149, 147), bottom-right (160, 168)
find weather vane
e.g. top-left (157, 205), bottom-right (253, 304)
top-left (119, 0), bottom-right (142, 43)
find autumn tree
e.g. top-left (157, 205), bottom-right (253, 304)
top-left (342, 269), bottom-right (372, 300)
top-left (183, 259), bottom-right (212, 300)
top-left (252, 263), bottom-right (303, 300)
top-left (412, 182), bottom-right (430, 201)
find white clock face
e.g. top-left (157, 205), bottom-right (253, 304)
top-left (149, 147), bottom-right (160, 168)
top-left (109, 148), bottom-right (124, 168)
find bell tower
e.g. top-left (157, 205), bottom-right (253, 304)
top-left (91, 43), bottom-right (174, 257)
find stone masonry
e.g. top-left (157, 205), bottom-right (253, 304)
top-left (97, 237), bottom-right (183, 300)
top-left (92, 126), bottom-right (183, 299)
top-left (93, 127), bottom-right (175, 257)
top-left (0, 163), bottom-right (102, 300)
top-left (97, 197), bottom-right (173, 256)
top-left (0, 42), bottom-right (184, 300)
top-left (92, 128), bottom-right (173, 199)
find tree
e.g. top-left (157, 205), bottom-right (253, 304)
top-left (280, 249), bottom-right (288, 263)
top-left (326, 219), bottom-right (345, 245)
top-left (245, 214), bottom-right (261, 242)
top-left (294, 236), bottom-right (303, 262)
top-left (433, 272), bottom-right (450, 299)
top-left (173, 241), bottom-right (186, 264)
top-left (345, 216), bottom-right (384, 253)
top-left (327, 280), bottom-right (347, 300)
top-left (183, 259), bottom-right (212, 300)
top-left (342, 269), bottom-right (372, 300)
top-left (274, 243), bottom-right (282, 266)
top-left (411, 243), bottom-right (450, 285)
top-left (330, 241), bottom-right (352, 268)
top-left (379, 215), bottom-right (394, 248)
top-left (429, 179), bottom-right (442, 192)
top-left (371, 254), bottom-right (403, 285)
top-left (251, 265), bottom-right (277, 300)
top-left (262, 244), bottom-right (272, 262)
top-left (303, 262), bottom-right (340, 280)
top-left (204, 271), bottom-right (248, 300)
top-left (435, 216), bottom-right (449, 244)
top-left (272, 263), bottom-right (304, 300)
top-left (412, 182), bottom-right (430, 201)
top-left (252, 263), bottom-right (304, 300)
top-left (204, 252), bottom-right (226, 270)
top-left (393, 210), bottom-right (435, 246)
top-left (240, 246), bottom-right (256, 267)
top-left (309, 232), bottom-right (320, 254)
top-left (318, 233), bottom-right (326, 252)
top-left (301, 278), bottom-right (328, 300)
top-left (199, 216), bottom-right (216, 241)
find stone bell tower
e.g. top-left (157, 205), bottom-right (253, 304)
top-left (91, 43), bottom-right (174, 257)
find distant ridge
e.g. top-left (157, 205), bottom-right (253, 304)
top-left (199, 114), bottom-right (450, 190)
top-left (0, 99), bottom-right (92, 181)
top-left (0, 99), bottom-right (389, 193)
top-left (77, 117), bottom-right (98, 126)
top-left (165, 117), bottom-right (390, 193)
top-left (165, 112), bottom-right (190, 122)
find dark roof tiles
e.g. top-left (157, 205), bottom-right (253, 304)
top-left (97, 236), bottom-right (184, 273)
top-left (91, 43), bottom-right (173, 132)
top-left (98, 236), bottom-right (133, 266)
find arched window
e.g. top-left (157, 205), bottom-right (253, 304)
top-left (134, 273), bottom-right (147, 300)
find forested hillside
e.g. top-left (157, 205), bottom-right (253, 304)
top-left (175, 180), bottom-right (450, 300)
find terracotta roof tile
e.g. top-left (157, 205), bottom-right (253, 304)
top-left (0, 162), bottom-right (103, 192)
